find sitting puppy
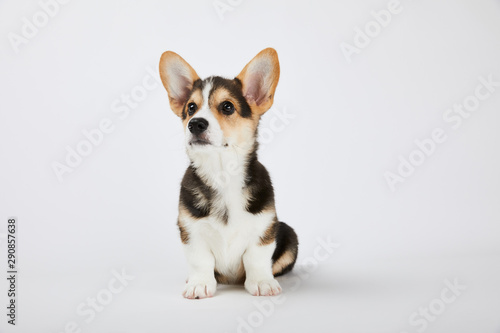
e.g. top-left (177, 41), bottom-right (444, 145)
top-left (159, 48), bottom-right (298, 299)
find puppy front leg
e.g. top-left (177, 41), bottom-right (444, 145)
top-left (243, 242), bottom-right (282, 296)
top-left (182, 241), bottom-right (217, 299)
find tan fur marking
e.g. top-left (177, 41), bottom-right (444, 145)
top-left (272, 250), bottom-right (295, 275)
top-left (177, 205), bottom-right (197, 244)
top-left (209, 86), bottom-right (259, 147)
top-left (214, 270), bottom-right (230, 284)
top-left (182, 89), bottom-right (203, 128)
top-left (215, 262), bottom-right (246, 285)
top-left (259, 220), bottom-right (278, 246)
top-left (177, 219), bottom-right (189, 244)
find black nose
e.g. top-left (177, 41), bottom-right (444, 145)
top-left (188, 118), bottom-right (208, 135)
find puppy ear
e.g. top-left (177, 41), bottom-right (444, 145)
top-left (236, 48), bottom-right (280, 115)
top-left (159, 51), bottom-right (200, 117)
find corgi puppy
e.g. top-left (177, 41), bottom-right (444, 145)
top-left (159, 48), bottom-right (298, 299)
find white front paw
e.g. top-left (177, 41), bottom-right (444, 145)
top-left (183, 276), bottom-right (217, 299)
top-left (245, 278), bottom-right (282, 296)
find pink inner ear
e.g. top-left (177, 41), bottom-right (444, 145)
top-left (245, 73), bottom-right (267, 106)
top-left (171, 75), bottom-right (192, 104)
top-left (178, 82), bottom-right (191, 103)
top-left (167, 62), bottom-right (194, 104)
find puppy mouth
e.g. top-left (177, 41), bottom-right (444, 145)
top-left (189, 137), bottom-right (211, 146)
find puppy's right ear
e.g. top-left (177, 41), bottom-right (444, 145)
top-left (159, 51), bottom-right (200, 117)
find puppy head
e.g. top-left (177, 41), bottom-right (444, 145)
top-left (159, 48), bottom-right (280, 153)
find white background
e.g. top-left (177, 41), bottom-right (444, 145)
top-left (1, 0), bottom-right (499, 332)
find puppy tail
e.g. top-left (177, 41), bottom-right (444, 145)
top-left (272, 221), bottom-right (298, 277)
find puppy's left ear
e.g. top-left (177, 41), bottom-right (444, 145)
top-left (236, 48), bottom-right (280, 116)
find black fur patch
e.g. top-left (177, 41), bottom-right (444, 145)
top-left (220, 209), bottom-right (229, 225)
top-left (209, 76), bottom-right (252, 118)
top-left (179, 165), bottom-right (212, 218)
top-left (180, 165), bottom-right (231, 224)
top-left (244, 143), bottom-right (275, 214)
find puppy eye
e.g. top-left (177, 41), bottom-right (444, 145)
top-left (187, 102), bottom-right (197, 116)
top-left (221, 101), bottom-right (235, 115)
